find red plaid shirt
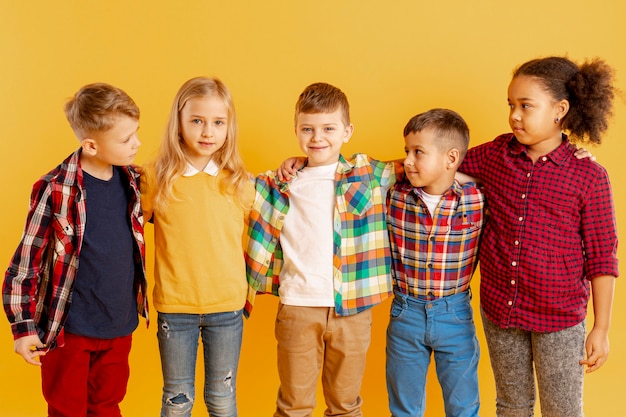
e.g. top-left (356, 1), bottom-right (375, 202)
top-left (387, 180), bottom-right (484, 298)
top-left (3, 149), bottom-right (149, 350)
top-left (461, 133), bottom-right (619, 332)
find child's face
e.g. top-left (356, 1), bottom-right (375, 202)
top-left (295, 109), bottom-right (353, 167)
top-left (507, 75), bottom-right (565, 156)
top-left (89, 115), bottom-right (140, 167)
top-left (404, 128), bottom-right (454, 195)
top-left (180, 96), bottom-right (228, 170)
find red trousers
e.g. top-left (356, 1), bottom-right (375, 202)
top-left (40, 332), bottom-right (133, 417)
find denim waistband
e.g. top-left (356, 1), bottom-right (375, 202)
top-left (393, 289), bottom-right (471, 309)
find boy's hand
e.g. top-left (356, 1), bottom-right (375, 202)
top-left (277, 157), bottom-right (306, 182)
top-left (574, 147), bottom-right (596, 161)
top-left (14, 335), bottom-right (46, 366)
top-left (579, 327), bottom-right (609, 373)
top-left (130, 163), bottom-right (143, 175)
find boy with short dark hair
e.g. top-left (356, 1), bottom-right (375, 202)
top-left (3, 83), bottom-right (148, 417)
top-left (245, 82), bottom-right (403, 417)
top-left (386, 109), bottom-right (484, 417)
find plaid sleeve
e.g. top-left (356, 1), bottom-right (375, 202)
top-left (581, 165), bottom-right (619, 279)
top-left (244, 173), bottom-right (286, 316)
top-left (3, 178), bottom-right (54, 339)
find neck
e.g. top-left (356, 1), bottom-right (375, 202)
top-left (80, 154), bottom-right (114, 180)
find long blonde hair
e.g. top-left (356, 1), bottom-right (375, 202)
top-left (150, 77), bottom-right (249, 213)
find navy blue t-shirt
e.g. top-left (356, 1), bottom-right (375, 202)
top-left (65, 167), bottom-right (138, 338)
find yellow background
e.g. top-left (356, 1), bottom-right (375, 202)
top-left (1, 1), bottom-right (624, 416)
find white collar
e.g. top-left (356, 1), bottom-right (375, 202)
top-left (183, 159), bottom-right (219, 177)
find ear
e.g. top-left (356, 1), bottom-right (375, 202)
top-left (555, 99), bottom-right (570, 120)
top-left (447, 148), bottom-right (461, 170)
top-left (343, 123), bottom-right (354, 143)
top-left (81, 138), bottom-right (98, 156)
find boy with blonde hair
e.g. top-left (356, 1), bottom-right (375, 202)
top-left (245, 82), bottom-right (403, 417)
top-left (3, 83), bottom-right (148, 417)
top-left (386, 109), bottom-right (484, 417)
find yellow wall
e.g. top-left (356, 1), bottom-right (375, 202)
top-left (1, 1), bottom-right (624, 416)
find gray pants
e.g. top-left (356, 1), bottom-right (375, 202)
top-left (481, 309), bottom-right (585, 417)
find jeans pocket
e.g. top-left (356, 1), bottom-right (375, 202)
top-left (390, 298), bottom-right (406, 319)
top-left (452, 303), bottom-right (474, 324)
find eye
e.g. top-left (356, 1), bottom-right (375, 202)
top-left (215, 120), bottom-right (225, 126)
top-left (522, 104), bottom-right (531, 109)
top-left (192, 118), bottom-right (203, 124)
top-left (302, 127), bottom-right (312, 132)
top-left (325, 127), bottom-right (335, 132)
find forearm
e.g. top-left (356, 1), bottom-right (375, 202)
top-left (590, 274), bottom-right (616, 331)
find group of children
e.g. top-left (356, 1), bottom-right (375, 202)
top-left (3, 55), bottom-right (618, 417)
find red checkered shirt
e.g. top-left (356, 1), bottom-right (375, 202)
top-left (3, 149), bottom-right (149, 350)
top-left (460, 133), bottom-right (619, 332)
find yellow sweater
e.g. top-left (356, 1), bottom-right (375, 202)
top-left (141, 166), bottom-right (254, 314)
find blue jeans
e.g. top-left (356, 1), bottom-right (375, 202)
top-left (386, 290), bottom-right (480, 417)
top-left (157, 311), bottom-right (243, 417)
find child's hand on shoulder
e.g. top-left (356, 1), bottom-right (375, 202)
top-left (276, 156), bottom-right (306, 182)
top-left (14, 335), bottom-right (46, 366)
top-left (573, 146), bottom-right (596, 161)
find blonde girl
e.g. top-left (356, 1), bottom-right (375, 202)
top-left (141, 77), bottom-right (254, 417)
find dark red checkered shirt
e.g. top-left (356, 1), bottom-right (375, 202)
top-left (460, 133), bottom-right (618, 333)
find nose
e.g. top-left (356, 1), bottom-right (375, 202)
top-left (510, 107), bottom-right (521, 122)
top-left (132, 134), bottom-right (141, 148)
top-left (202, 125), bottom-right (212, 137)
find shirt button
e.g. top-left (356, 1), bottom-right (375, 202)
top-left (514, 240), bottom-right (520, 245)
top-left (542, 156), bottom-right (548, 162)
top-left (512, 261), bottom-right (517, 266)
top-left (518, 217), bottom-right (523, 222)
top-left (521, 194), bottom-right (526, 199)
top-left (508, 301), bottom-right (513, 306)
top-left (527, 172), bottom-right (531, 177)
top-left (427, 263), bottom-right (433, 268)
top-left (511, 280), bottom-right (516, 285)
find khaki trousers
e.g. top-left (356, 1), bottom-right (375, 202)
top-left (274, 304), bottom-right (372, 417)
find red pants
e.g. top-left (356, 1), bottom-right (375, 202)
top-left (40, 332), bottom-right (133, 417)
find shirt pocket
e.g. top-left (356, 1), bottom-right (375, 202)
top-left (340, 182), bottom-right (373, 216)
top-left (53, 214), bottom-right (75, 256)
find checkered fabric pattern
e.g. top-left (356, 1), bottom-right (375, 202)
top-left (3, 149), bottom-right (148, 350)
top-left (387, 180), bottom-right (484, 298)
top-left (245, 154), bottom-right (403, 317)
top-left (460, 133), bottom-right (618, 332)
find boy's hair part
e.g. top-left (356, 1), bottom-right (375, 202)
top-left (404, 108), bottom-right (470, 159)
top-left (65, 83), bottom-right (140, 139)
top-left (295, 82), bottom-right (351, 126)
top-left (513, 56), bottom-right (615, 144)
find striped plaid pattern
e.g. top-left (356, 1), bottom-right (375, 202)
top-left (387, 180), bottom-right (484, 298)
top-left (3, 149), bottom-right (148, 350)
top-left (245, 154), bottom-right (402, 317)
top-left (461, 133), bottom-right (619, 332)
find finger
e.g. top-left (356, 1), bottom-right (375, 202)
top-left (20, 349), bottom-right (45, 366)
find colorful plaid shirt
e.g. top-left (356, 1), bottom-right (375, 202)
top-left (3, 149), bottom-right (149, 350)
top-left (460, 133), bottom-right (619, 333)
top-left (245, 154), bottom-right (403, 317)
top-left (387, 180), bottom-right (484, 298)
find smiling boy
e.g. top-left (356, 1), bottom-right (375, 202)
top-left (245, 82), bottom-right (403, 417)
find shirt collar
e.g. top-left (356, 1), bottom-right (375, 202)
top-left (401, 178), bottom-right (464, 198)
top-left (183, 159), bottom-right (219, 177)
top-left (508, 133), bottom-right (573, 166)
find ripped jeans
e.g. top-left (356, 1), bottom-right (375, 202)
top-left (157, 311), bottom-right (243, 417)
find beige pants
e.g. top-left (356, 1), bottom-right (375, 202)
top-left (273, 304), bottom-right (372, 417)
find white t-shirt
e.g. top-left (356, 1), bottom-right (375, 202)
top-left (418, 189), bottom-right (443, 216)
top-left (278, 163), bottom-right (337, 306)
